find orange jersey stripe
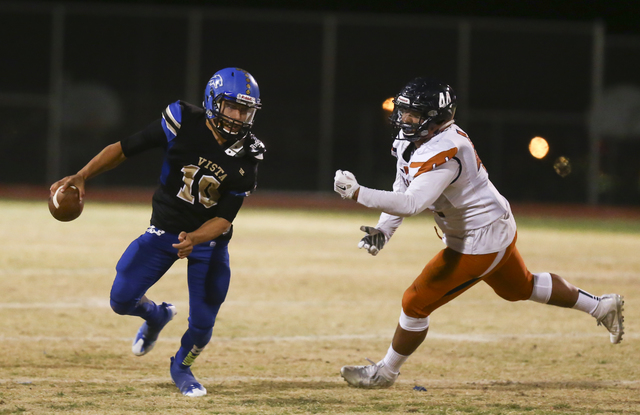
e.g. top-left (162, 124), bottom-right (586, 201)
top-left (410, 148), bottom-right (458, 178)
top-left (456, 129), bottom-right (469, 138)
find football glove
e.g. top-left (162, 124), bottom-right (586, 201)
top-left (358, 226), bottom-right (387, 256)
top-left (334, 170), bottom-right (360, 199)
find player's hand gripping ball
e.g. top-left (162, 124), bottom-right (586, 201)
top-left (48, 186), bottom-right (84, 222)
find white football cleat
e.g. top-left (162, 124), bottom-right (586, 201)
top-left (340, 360), bottom-right (398, 389)
top-left (132, 303), bottom-right (177, 356)
top-left (594, 294), bottom-right (624, 344)
top-left (170, 357), bottom-right (207, 397)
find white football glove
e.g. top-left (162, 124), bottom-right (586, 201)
top-left (358, 226), bottom-right (388, 256)
top-left (334, 170), bottom-right (360, 200)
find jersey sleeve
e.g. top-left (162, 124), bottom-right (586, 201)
top-left (373, 168), bottom-right (406, 237)
top-left (357, 162), bottom-right (458, 217)
top-left (229, 164), bottom-right (258, 197)
top-left (120, 119), bottom-right (166, 157)
top-left (215, 192), bottom-right (245, 223)
top-left (217, 164), bottom-right (258, 222)
top-left (160, 101), bottom-right (184, 141)
top-left (120, 101), bottom-right (185, 157)
top-left (376, 157), bottom-right (406, 238)
top-left (375, 212), bottom-right (403, 239)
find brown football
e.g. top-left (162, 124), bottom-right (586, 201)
top-left (48, 186), bottom-right (84, 222)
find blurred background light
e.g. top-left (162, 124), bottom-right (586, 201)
top-left (382, 97), bottom-right (394, 112)
top-left (554, 156), bottom-right (572, 177)
top-left (529, 136), bottom-right (549, 159)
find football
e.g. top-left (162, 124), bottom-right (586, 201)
top-left (48, 185), bottom-right (84, 222)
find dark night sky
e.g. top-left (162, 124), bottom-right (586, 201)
top-left (61, 0), bottom-right (640, 36)
top-left (4, 0), bottom-right (638, 199)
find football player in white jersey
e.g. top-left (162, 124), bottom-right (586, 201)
top-left (333, 77), bottom-right (625, 389)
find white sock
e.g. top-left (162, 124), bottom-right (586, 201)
top-left (381, 344), bottom-right (408, 375)
top-left (573, 289), bottom-right (601, 316)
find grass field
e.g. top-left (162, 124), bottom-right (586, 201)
top-left (0, 199), bottom-right (638, 414)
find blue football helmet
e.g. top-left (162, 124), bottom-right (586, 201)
top-left (389, 77), bottom-right (456, 142)
top-left (203, 67), bottom-right (261, 143)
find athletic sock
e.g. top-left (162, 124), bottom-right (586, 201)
top-left (573, 289), bottom-right (601, 316)
top-left (381, 344), bottom-right (408, 375)
top-left (129, 300), bottom-right (163, 324)
top-left (175, 326), bottom-right (212, 367)
top-left (175, 344), bottom-right (205, 368)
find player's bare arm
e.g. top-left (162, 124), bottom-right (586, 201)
top-left (172, 217), bottom-right (232, 259)
top-left (50, 142), bottom-right (127, 200)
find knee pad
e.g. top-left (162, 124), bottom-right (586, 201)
top-left (110, 298), bottom-right (137, 315)
top-left (529, 272), bottom-right (553, 304)
top-left (399, 309), bottom-right (430, 332)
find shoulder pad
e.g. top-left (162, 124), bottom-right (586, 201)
top-left (180, 101), bottom-right (205, 116)
top-left (391, 139), bottom-right (409, 159)
top-left (223, 135), bottom-right (266, 160)
top-left (244, 134), bottom-right (266, 160)
top-left (410, 138), bottom-right (458, 178)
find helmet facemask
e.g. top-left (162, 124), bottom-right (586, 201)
top-left (209, 94), bottom-right (258, 145)
top-left (390, 98), bottom-right (432, 142)
top-left (389, 78), bottom-right (457, 142)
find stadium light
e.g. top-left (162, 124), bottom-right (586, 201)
top-left (382, 97), bottom-right (394, 112)
top-left (529, 136), bottom-right (549, 159)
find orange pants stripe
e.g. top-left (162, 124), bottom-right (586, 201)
top-left (402, 233), bottom-right (534, 319)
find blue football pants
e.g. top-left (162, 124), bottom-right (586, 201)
top-left (110, 228), bottom-right (231, 353)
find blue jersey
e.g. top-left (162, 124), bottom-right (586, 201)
top-left (120, 101), bottom-right (261, 237)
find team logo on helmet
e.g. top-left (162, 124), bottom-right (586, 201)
top-left (210, 74), bottom-right (223, 89)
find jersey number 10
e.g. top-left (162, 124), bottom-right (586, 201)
top-left (177, 165), bottom-right (221, 208)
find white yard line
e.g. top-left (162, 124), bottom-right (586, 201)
top-left (0, 332), bottom-right (635, 343)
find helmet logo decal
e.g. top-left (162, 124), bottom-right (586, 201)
top-left (236, 94), bottom-right (256, 105)
top-left (397, 96), bottom-right (410, 105)
top-left (439, 91), bottom-right (451, 108)
top-left (210, 74), bottom-right (223, 89)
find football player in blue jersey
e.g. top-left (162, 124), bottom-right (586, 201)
top-left (50, 67), bottom-right (266, 397)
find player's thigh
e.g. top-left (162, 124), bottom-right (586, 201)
top-left (482, 246), bottom-right (533, 301)
top-left (402, 248), bottom-right (499, 318)
top-left (112, 231), bottom-right (177, 300)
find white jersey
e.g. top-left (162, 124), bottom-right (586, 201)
top-left (357, 122), bottom-right (515, 254)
